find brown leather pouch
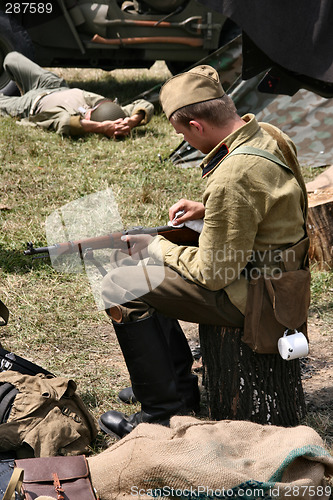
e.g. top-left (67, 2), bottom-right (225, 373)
top-left (242, 269), bottom-right (311, 353)
top-left (242, 238), bottom-right (311, 354)
top-left (15, 455), bottom-right (96, 500)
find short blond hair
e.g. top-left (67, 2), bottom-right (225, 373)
top-left (171, 95), bottom-right (238, 127)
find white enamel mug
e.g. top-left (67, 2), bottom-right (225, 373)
top-left (278, 329), bottom-right (309, 361)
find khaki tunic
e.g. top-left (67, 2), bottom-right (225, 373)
top-left (30, 90), bottom-right (154, 136)
top-left (148, 114), bottom-right (306, 314)
top-left (0, 372), bottom-right (98, 457)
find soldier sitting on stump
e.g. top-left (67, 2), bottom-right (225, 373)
top-left (98, 64), bottom-right (309, 439)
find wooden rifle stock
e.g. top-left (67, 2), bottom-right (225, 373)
top-left (24, 224), bottom-right (199, 257)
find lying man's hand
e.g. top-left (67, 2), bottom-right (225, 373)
top-left (121, 112), bottom-right (145, 130)
top-left (80, 117), bottom-right (131, 137)
top-left (81, 110), bottom-right (145, 138)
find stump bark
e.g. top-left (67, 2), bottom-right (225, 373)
top-left (307, 192), bottom-right (333, 270)
top-left (306, 165), bottom-right (333, 270)
top-left (199, 325), bottom-right (306, 426)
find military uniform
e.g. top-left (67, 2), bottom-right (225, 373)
top-left (101, 113), bottom-right (306, 323)
top-left (98, 65), bottom-right (309, 440)
top-left (0, 52), bottom-right (154, 136)
top-left (0, 372), bottom-right (97, 457)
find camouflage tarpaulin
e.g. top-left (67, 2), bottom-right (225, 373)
top-left (253, 91), bottom-right (333, 168)
top-left (232, 79), bottom-right (333, 168)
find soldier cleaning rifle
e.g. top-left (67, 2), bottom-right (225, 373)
top-left (94, 64), bottom-right (310, 439)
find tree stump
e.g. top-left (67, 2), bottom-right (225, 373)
top-left (199, 325), bottom-right (306, 427)
top-left (306, 165), bottom-right (333, 270)
top-left (307, 192), bottom-right (333, 270)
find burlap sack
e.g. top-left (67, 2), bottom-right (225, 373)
top-left (88, 416), bottom-right (333, 500)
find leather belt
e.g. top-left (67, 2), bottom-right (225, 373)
top-left (30, 91), bottom-right (52, 115)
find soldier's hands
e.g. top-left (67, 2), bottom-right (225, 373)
top-left (120, 234), bottom-right (154, 259)
top-left (169, 199), bottom-right (205, 225)
top-left (122, 112), bottom-right (145, 130)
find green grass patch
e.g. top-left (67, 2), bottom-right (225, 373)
top-left (0, 63), bottom-right (332, 454)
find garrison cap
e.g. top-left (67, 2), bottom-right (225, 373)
top-left (160, 65), bottom-right (225, 119)
top-left (90, 100), bottom-right (126, 122)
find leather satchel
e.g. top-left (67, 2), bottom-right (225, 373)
top-left (15, 455), bottom-right (97, 500)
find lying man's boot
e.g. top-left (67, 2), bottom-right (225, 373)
top-left (99, 314), bottom-right (185, 439)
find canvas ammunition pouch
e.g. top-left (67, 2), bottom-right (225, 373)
top-left (242, 237), bottom-right (310, 353)
top-left (0, 372), bottom-right (98, 457)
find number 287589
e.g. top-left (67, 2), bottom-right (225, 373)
top-left (5, 3), bottom-right (53, 14)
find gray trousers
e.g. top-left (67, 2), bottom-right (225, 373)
top-left (101, 264), bottom-right (244, 327)
top-left (0, 51), bottom-right (67, 118)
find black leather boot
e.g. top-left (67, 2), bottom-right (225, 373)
top-left (99, 315), bottom-right (185, 439)
top-left (156, 314), bottom-right (200, 412)
top-left (118, 315), bottom-right (200, 412)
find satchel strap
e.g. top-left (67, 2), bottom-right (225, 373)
top-left (227, 145), bottom-right (292, 172)
top-left (2, 467), bottom-right (24, 500)
top-left (52, 472), bottom-right (65, 500)
top-left (260, 122), bottom-right (309, 221)
top-left (228, 143), bottom-right (309, 271)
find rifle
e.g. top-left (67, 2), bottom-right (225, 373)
top-left (24, 223), bottom-right (199, 259)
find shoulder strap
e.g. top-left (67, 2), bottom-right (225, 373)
top-left (227, 145), bottom-right (293, 172)
top-left (2, 467), bottom-right (24, 500)
top-left (227, 141), bottom-right (308, 222)
top-left (260, 122), bottom-right (308, 220)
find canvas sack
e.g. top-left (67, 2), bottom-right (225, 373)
top-left (88, 416), bottom-right (333, 500)
top-left (0, 372), bottom-right (98, 457)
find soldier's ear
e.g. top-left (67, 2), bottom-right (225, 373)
top-left (189, 120), bottom-right (204, 134)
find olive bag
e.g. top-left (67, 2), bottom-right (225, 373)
top-left (242, 266), bottom-right (310, 353)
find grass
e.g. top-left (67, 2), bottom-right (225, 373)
top-left (0, 62), bottom-right (332, 460)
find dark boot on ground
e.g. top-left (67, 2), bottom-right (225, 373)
top-left (99, 314), bottom-right (185, 439)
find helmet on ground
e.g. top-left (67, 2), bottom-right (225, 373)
top-left (90, 100), bottom-right (126, 122)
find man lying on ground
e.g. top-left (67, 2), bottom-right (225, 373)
top-left (0, 51), bottom-right (154, 138)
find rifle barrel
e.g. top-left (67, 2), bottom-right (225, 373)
top-left (24, 224), bottom-right (199, 257)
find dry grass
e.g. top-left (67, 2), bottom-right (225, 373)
top-left (0, 62), bottom-right (332, 460)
